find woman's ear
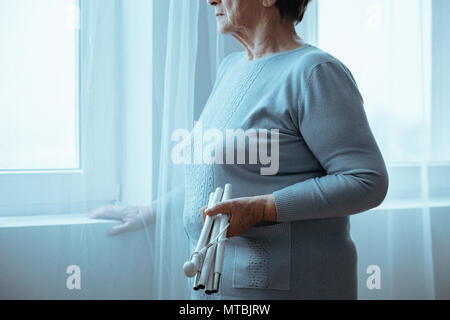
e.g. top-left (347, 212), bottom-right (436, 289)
top-left (262, 0), bottom-right (277, 8)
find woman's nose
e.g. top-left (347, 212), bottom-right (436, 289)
top-left (207, 0), bottom-right (221, 6)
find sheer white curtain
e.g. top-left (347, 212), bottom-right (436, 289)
top-left (0, 0), bottom-right (202, 299)
top-left (148, 0), bottom-right (200, 299)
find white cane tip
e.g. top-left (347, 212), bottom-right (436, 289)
top-left (183, 261), bottom-right (196, 278)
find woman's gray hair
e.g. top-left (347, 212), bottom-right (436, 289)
top-left (275, 0), bottom-right (312, 25)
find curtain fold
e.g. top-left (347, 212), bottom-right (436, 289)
top-left (149, 0), bottom-right (200, 299)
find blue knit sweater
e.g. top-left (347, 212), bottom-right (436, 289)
top-left (173, 43), bottom-right (387, 299)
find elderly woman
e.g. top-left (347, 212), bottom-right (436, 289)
top-left (90, 0), bottom-right (389, 300)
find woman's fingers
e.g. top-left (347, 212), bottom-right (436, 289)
top-left (200, 196), bottom-right (265, 238)
top-left (87, 205), bottom-right (113, 219)
top-left (87, 205), bottom-right (125, 220)
top-left (200, 205), bottom-right (208, 221)
top-left (107, 221), bottom-right (133, 236)
top-left (226, 212), bottom-right (236, 238)
top-left (86, 205), bottom-right (147, 236)
top-left (201, 203), bottom-right (228, 220)
top-left (204, 201), bottom-right (231, 217)
top-left (202, 201), bottom-right (235, 237)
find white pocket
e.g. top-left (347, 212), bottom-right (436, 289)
top-left (232, 223), bottom-right (291, 291)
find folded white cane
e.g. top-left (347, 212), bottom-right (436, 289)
top-left (212, 184), bottom-right (231, 293)
top-left (183, 184), bottom-right (232, 295)
top-left (183, 187), bottom-right (224, 278)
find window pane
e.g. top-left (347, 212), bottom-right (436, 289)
top-left (431, 0), bottom-right (450, 162)
top-left (0, 0), bottom-right (79, 170)
top-left (318, 0), bottom-right (427, 163)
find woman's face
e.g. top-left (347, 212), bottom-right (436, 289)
top-left (207, 0), bottom-right (265, 34)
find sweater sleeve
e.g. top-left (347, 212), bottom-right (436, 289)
top-left (273, 61), bottom-right (389, 223)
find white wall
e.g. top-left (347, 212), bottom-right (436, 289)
top-left (0, 217), bottom-right (155, 299)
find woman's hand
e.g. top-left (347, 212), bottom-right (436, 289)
top-left (201, 194), bottom-right (277, 238)
top-left (87, 205), bottom-right (156, 236)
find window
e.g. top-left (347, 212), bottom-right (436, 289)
top-left (0, 0), bottom-right (79, 170)
top-left (0, 0), bottom-right (119, 216)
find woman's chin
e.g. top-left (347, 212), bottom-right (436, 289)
top-left (217, 23), bottom-right (232, 35)
top-left (217, 26), bottom-right (227, 35)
